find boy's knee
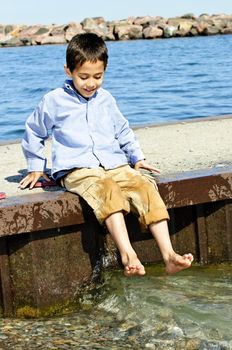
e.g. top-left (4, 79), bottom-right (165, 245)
top-left (94, 177), bottom-right (130, 224)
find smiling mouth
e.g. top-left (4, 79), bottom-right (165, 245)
top-left (84, 88), bottom-right (95, 93)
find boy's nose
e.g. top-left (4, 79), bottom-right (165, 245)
top-left (86, 79), bottom-right (95, 88)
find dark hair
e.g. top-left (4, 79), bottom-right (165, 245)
top-left (66, 33), bottom-right (108, 72)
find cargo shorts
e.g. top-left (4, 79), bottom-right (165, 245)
top-left (63, 165), bottom-right (169, 228)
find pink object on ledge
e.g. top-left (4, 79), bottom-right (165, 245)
top-left (0, 192), bottom-right (6, 200)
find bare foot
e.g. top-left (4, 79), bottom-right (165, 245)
top-left (122, 254), bottom-right (146, 277)
top-left (165, 253), bottom-right (194, 275)
top-left (124, 263), bottom-right (146, 277)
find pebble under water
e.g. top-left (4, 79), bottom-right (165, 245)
top-left (0, 263), bottom-right (232, 350)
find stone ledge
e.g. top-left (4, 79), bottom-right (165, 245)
top-left (1, 166), bottom-right (232, 236)
top-left (1, 167), bottom-right (232, 317)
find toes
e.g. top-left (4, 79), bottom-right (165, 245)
top-left (124, 264), bottom-right (146, 277)
top-left (183, 253), bottom-right (194, 262)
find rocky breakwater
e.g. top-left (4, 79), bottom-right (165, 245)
top-left (0, 13), bottom-right (232, 47)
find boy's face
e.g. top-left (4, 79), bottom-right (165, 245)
top-left (65, 60), bottom-right (105, 99)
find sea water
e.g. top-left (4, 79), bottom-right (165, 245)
top-left (1, 35), bottom-right (232, 349)
top-left (0, 264), bottom-right (232, 349)
top-left (0, 34), bottom-right (232, 140)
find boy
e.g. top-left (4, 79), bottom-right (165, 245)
top-left (20, 33), bottom-right (193, 277)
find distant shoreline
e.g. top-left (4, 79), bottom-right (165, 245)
top-left (0, 13), bottom-right (232, 47)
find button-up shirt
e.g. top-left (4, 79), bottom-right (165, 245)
top-left (22, 80), bottom-right (145, 179)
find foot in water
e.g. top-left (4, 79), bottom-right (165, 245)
top-left (124, 263), bottom-right (146, 277)
top-left (165, 252), bottom-right (194, 275)
top-left (122, 254), bottom-right (146, 277)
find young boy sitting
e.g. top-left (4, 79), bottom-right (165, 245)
top-left (20, 33), bottom-right (193, 277)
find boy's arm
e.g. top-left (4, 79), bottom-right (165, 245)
top-left (111, 98), bottom-right (153, 167)
top-left (111, 99), bottom-right (143, 163)
top-left (21, 98), bottom-right (53, 188)
top-left (112, 98), bottom-right (160, 173)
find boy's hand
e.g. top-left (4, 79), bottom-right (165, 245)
top-left (19, 171), bottom-right (50, 190)
top-left (134, 160), bottom-right (160, 174)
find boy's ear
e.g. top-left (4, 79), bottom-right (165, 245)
top-left (64, 64), bottom-right (72, 77)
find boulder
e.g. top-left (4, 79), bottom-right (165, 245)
top-left (211, 17), bottom-right (228, 29)
top-left (82, 20), bottom-right (113, 40)
top-left (168, 18), bottom-right (194, 33)
top-left (193, 21), bottom-right (208, 34)
top-left (114, 24), bottom-right (142, 40)
top-left (128, 25), bottom-right (143, 39)
top-left (3, 25), bottom-right (17, 35)
top-left (202, 25), bottom-right (220, 35)
top-left (40, 35), bottom-right (66, 45)
top-left (91, 17), bottom-right (105, 25)
top-left (9, 25), bottom-right (26, 37)
top-left (49, 24), bottom-right (66, 36)
top-left (64, 22), bottom-right (84, 42)
top-left (179, 20), bottom-right (193, 33)
top-left (114, 23), bottom-right (131, 40)
top-left (0, 25), bottom-right (4, 35)
top-left (110, 17), bottom-right (135, 26)
top-left (143, 26), bottom-right (163, 39)
top-left (221, 27), bottom-right (232, 34)
top-left (197, 16), bottom-right (214, 26)
top-left (81, 17), bottom-right (97, 28)
top-left (0, 36), bottom-right (24, 47)
top-left (133, 16), bottom-right (154, 26)
top-left (199, 14), bottom-right (211, 20)
top-left (189, 27), bottom-right (198, 36)
top-left (17, 25), bottom-right (50, 38)
top-left (19, 37), bottom-right (32, 45)
top-left (34, 26), bottom-right (50, 36)
top-left (163, 25), bottom-right (178, 37)
top-left (144, 17), bottom-right (167, 29)
top-left (181, 13), bottom-right (196, 20)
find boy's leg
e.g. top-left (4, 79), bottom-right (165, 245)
top-left (105, 211), bottom-right (145, 277)
top-left (64, 168), bottom-right (130, 224)
top-left (149, 220), bottom-right (194, 274)
top-left (109, 166), bottom-right (193, 274)
top-left (64, 168), bottom-right (146, 276)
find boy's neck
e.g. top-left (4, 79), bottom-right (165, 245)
top-left (70, 81), bottom-right (89, 100)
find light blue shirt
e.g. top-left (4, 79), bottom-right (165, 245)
top-left (22, 80), bottom-right (145, 179)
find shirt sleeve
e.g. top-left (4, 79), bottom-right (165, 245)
top-left (111, 97), bottom-right (145, 165)
top-left (21, 97), bottom-right (53, 172)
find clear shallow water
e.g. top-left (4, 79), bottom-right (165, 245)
top-left (0, 35), bottom-right (232, 140)
top-left (1, 264), bottom-right (232, 349)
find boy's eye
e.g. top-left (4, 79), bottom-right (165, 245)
top-left (94, 75), bottom-right (102, 80)
top-left (79, 76), bottom-right (88, 80)
top-left (78, 74), bottom-right (103, 80)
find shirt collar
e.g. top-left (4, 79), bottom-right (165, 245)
top-left (63, 79), bottom-right (98, 103)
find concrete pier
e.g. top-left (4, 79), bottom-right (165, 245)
top-left (0, 116), bottom-right (232, 317)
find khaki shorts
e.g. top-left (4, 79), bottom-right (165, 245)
top-left (63, 165), bottom-right (169, 227)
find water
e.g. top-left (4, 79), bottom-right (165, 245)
top-left (0, 35), bottom-right (232, 141)
top-left (1, 264), bottom-right (232, 349)
top-left (1, 36), bottom-right (232, 349)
